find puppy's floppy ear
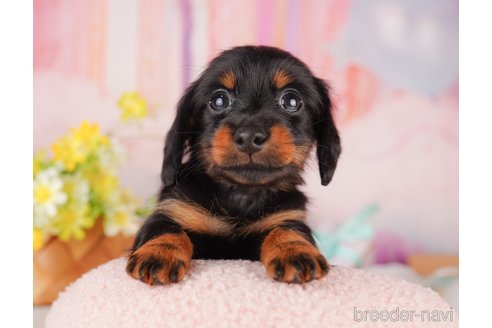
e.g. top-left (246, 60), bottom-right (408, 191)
top-left (161, 82), bottom-right (198, 187)
top-left (313, 78), bottom-right (341, 186)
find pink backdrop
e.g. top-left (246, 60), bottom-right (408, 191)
top-left (34, 0), bottom-right (458, 256)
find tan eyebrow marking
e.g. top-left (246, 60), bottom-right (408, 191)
top-left (155, 199), bottom-right (234, 235)
top-left (219, 70), bottom-right (236, 89)
top-left (240, 210), bottom-right (306, 235)
top-left (273, 69), bottom-right (294, 88)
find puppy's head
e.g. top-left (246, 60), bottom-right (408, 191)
top-left (162, 46), bottom-right (341, 189)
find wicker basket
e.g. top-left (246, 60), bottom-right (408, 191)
top-left (33, 220), bottom-right (134, 305)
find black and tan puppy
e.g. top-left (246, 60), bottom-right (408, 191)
top-left (126, 46), bottom-right (341, 285)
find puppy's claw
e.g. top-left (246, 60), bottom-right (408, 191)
top-left (270, 259), bottom-right (285, 280)
top-left (126, 256), bottom-right (137, 274)
top-left (317, 255), bottom-right (329, 273)
top-left (169, 261), bottom-right (184, 283)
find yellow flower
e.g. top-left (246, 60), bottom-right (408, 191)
top-left (33, 150), bottom-right (46, 176)
top-left (51, 135), bottom-right (86, 171)
top-left (51, 121), bottom-right (109, 171)
top-left (88, 172), bottom-right (119, 203)
top-left (35, 115), bottom-right (147, 242)
top-left (54, 205), bottom-right (96, 241)
top-left (71, 121), bottom-right (109, 149)
top-left (117, 92), bottom-right (148, 122)
top-left (33, 228), bottom-right (44, 251)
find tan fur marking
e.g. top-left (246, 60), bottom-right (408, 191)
top-left (291, 145), bottom-right (312, 167)
top-left (219, 71), bottom-right (236, 89)
top-left (273, 69), bottom-right (294, 89)
top-left (210, 124), bottom-right (309, 169)
top-left (211, 126), bottom-right (235, 166)
top-left (135, 233), bottom-right (193, 260)
top-left (268, 125), bottom-right (296, 164)
top-left (241, 210), bottom-right (305, 235)
top-left (155, 199), bottom-right (233, 235)
top-left (261, 229), bottom-right (313, 259)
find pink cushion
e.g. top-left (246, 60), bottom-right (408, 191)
top-left (46, 258), bottom-right (456, 327)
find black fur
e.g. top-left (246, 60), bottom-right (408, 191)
top-left (132, 46), bottom-right (341, 262)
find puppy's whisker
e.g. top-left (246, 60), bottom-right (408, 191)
top-left (316, 144), bottom-right (335, 150)
top-left (196, 145), bottom-right (215, 151)
top-left (310, 117), bottom-right (330, 126)
top-left (179, 160), bottom-right (206, 180)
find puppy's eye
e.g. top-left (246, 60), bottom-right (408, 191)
top-left (209, 91), bottom-right (231, 111)
top-left (280, 91), bottom-right (302, 112)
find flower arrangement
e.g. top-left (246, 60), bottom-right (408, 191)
top-left (33, 92), bottom-right (150, 250)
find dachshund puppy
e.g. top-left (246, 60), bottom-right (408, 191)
top-left (126, 46), bottom-right (341, 285)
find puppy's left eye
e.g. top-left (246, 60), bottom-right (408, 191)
top-left (280, 91), bottom-right (302, 112)
top-left (209, 91), bottom-right (231, 111)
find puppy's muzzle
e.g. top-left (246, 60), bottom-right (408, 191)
top-left (233, 126), bottom-right (269, 155)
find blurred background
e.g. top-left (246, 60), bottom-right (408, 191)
top-left (33, 0), bottom-right (458, 320)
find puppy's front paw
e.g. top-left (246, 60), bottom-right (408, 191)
top-left (265, 252), bottom-right (328, 283)
top-left (261, 229), bottom-right (329, 283)
top-left (126, 233), bottom-right (193, 285)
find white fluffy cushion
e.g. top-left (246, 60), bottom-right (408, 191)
top-left (46, 258), bottom-right (457, 328)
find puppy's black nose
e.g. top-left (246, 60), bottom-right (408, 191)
top-left (234, 127), bottom-right (269, 154)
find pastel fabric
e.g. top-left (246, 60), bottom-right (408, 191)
top-left (46, 258), bottom-right (457, 328)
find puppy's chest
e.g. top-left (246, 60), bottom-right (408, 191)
top-left (211, 191), bottom-right (271, 222)
top-left (206, 193), bottom-right (305, 237)
top-left (159, 184), bottom-right (306, 237)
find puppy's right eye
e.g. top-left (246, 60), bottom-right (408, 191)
top-left (280, 90), bottom-right (302, 112)
top-left (209, 91), bottom-right (231, 111)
